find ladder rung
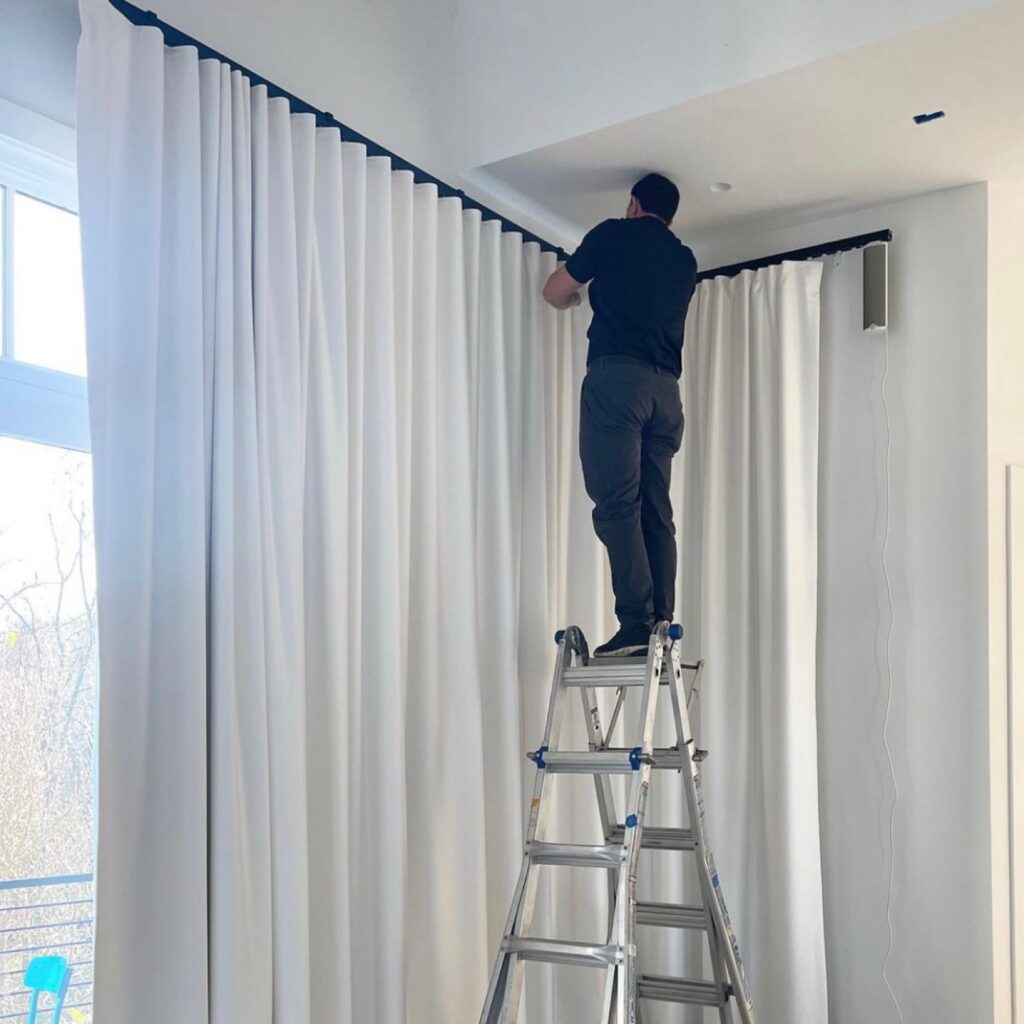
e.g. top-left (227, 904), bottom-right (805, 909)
top-left (534, 750), bottom-right (653, 774)
top-left (602, 746), bottom-right (684, 770)
top-left (502, 936), bottom-right (623, 968)
top-left (563, 664), bottom-right (649, 687)
top-left (527, 842), bottom-right (625, 868)
top-left (608, 825), bottom-right (697, 851)
top-left (639, 974), bottom-right (728, 1007)
top-left (599, 656), bottom-right (699, 673)
top-left (635, 901), bottom-right (707, 930)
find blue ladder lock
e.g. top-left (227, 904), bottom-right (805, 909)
top-left (629, 747), bottom-right (643, 771)
top-left (530, 746), bottom-right (549, 769)
top-left (554, 630), bottom-right (566, 645)
top-left (625, 814), bottom-right (639, 828)
top-left (668, 623), bottom-right (684, 642)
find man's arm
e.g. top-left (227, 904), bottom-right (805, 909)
top-left (543, 220), bottom-right (613, 310)
top-left (542, 266), bottom-right (584, 310)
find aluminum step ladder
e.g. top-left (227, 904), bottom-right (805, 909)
top-left (480, 622), bottom-right (756, 1024)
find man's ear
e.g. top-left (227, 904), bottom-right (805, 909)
top-left (626, 196), bottom-right (640, 219)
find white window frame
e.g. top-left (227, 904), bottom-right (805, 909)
top-left (0, 118), bottom-right (89, 454)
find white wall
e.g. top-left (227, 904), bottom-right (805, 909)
top-left (0, 0), bottom-right (459, 179)
top-left (1012, 467), bottom-right (1024, 1024)
top-left (0, 0), bottom-right (571, 252)
top-left (0, 0), bottom-right (79, 126)
top-left (143, 0), bottom-right (457, 179)
top-left (697, 185), bottom-right (994, 1023)
top-left (987, 183), bottom-right (1024, 1024)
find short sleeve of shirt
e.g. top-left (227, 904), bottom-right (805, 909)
top-left (565, 219), bottom-right (617, 283)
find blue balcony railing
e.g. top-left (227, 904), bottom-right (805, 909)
top-left (0, 875), bottom-right (94, 1022)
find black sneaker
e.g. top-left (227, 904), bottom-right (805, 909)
top-left (594, 623), bottom-right (652, 658)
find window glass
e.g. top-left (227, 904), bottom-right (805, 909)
top-left (0, 436), bottom-right (96, 1022)
top-left (1, 185), bottom-right (5, 354)
top-left (12, 192), bottom-right (87, 377)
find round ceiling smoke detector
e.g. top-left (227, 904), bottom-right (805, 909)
top-left (710, 182), bottom-right (733, 193)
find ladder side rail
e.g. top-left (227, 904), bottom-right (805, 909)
top-left (616, 627), bottom-right (669, 1023)
top-left (702, 846), bottom-right (755, 1024)
top-left (580, 686), bottom-right (617, 840)
top-left (669, 646), bottom-right (756, 1024)
top-left (686, 658), bottom-right (705, 710)
top-left (599, 963), bottom-right (618, 1024)
top-left (480, 956), bottom-right (513, 1024)
top-left (667, 646), bottom-right (734, 1024)
top-left (707, 915), bottom-right (738, 1024)
top-left (636, 631), bottom-right (667, 760)
top-left (483, 634), bottom-right (575, 1024)
top-left (520, 636), bottom-right (574, 869)
top-left (503, 635), bottom-right (575, 1019)
top-left (596, 695), bottom-right (622, 1023)
top-left (605, 685), bottom-right (627, 742)
top-left (577, 684), bottom-right (621, 970)
top-left (617, 762), bottom-right (652, 1024)
top-left (688, 659), bottom-right (704, 708)
top-left (480, 772), bottom-right (546, 1024)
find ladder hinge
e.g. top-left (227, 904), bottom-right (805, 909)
top-left (529, 746), bottom-right (549, 770)
top-left (629, 746), bottom-right (643, 771)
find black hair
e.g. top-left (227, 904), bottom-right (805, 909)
top-left (630, 173), bottom-right (680, 223)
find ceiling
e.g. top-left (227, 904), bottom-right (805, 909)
top-left (452, 0), bottom-right (999, 169)
top-left (471, 1), bottom-right (1024, 247)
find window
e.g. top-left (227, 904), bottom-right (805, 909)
top-left (9, 191), bottom-right (87, 376)
top-left (0, 121), bottom-right (95, 1023)
top-left (0, 127), bottom-right (88, 452)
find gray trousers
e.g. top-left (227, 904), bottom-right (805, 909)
top-left (579, 356), bottom-right (685, 630)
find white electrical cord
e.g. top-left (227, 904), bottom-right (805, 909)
top-left (878, 324), bottom-right (906, 1024)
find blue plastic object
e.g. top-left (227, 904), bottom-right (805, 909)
top-left (530, 746), bottom-right (549, 769)
top-left (667, 623), bottom-right (684, 642)
top-left (554, 630), bottom-right (565, 645)
top-left (24, 955), bottom-right (71, 1024)
top-left (629, 746), bottom-right (643, 771)
top-left (625, 814), bottom-right (639, 828)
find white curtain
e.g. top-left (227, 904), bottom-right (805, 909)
top-left (77, 2), bottom-right (826, 1021)
top-left (675, 263), bottom-right (829, 1022)
top-left (76, 2), bottom-right (586, 1021)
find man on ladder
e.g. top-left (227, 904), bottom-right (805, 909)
top-left (543, 173), bottom-right (698, 657)
top-left (484, 179), bottom-right (753, 1024)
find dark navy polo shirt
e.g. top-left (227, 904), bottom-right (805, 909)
top-left (566, 216), bottom-right (698, 379)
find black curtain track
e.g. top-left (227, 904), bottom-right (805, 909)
top-left (105, 4), bottom-right (893, 280)
top-left (697, 230), bottom-right (892, 282)
top-left (106, 0), bottom-right (572, 262)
